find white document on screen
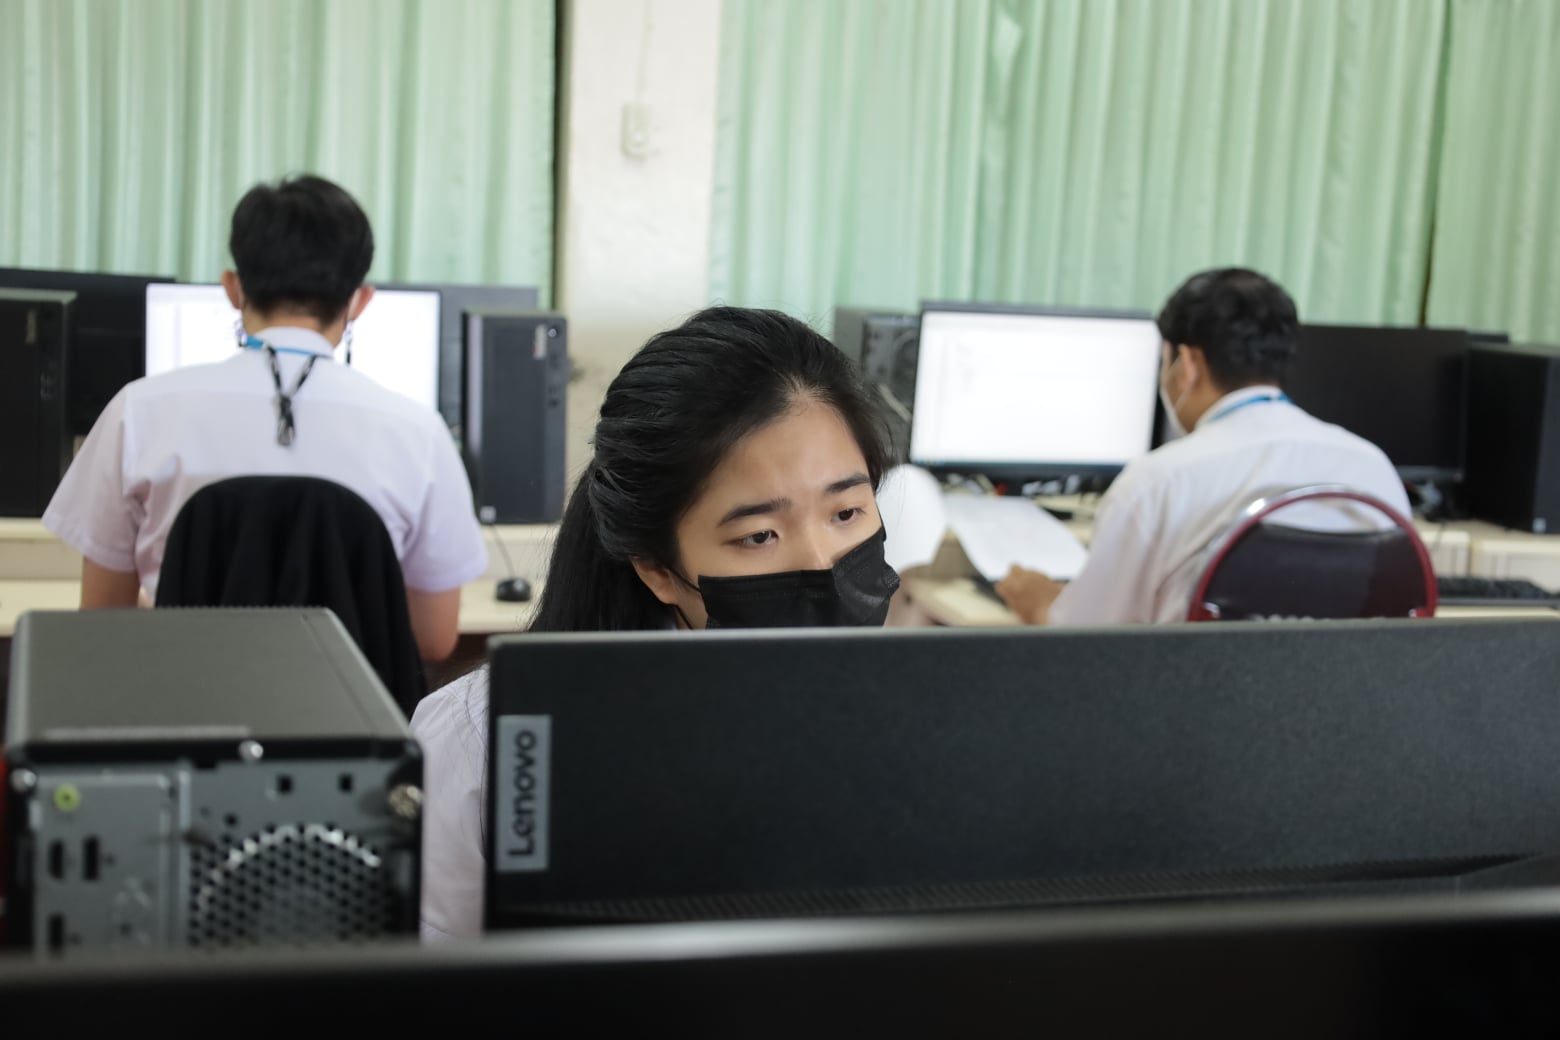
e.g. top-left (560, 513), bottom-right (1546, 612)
top-left (943, 494), bottom-right (1089, 582)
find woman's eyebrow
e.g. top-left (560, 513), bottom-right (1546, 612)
top-left (717, 473), bottom-right (869, 526)
top-left (717, 497), bottom-right (791, 526)
top-left (823, 473), bottom-right (871, 495)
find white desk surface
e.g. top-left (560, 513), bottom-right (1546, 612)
top-left (0, 521), bottom-right (555, 638)
top-left (903, 576), bottom-right (1560, 628)
top-left (0, 580), bottom-right (86, 638)
top-left (458, 578), bottom-right (540, 635)
top-left (0, 578), bottom-right (540, 639)
top-left (1029, 498), bottom-right (1474, 577)
top-left (0, 521), bottom-right (558, 582)
top-left (7, 574), bottom-right (1551, 640)
top-left (4, 500), bottom-right (1560, 636)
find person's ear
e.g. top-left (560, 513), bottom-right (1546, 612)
top-left (1175, 345), bottom-right (1209, 393)
top-left (220, 271), bottom-right (245, 311)
top-left (347, 284), bottom-right (375, 322)
top-left (630, 557), bottom-right (682, 607)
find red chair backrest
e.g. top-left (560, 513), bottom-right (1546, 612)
top-left (1187, 486), bottom-right (1437, 622)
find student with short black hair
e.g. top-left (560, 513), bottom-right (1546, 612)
top-left (43, 175), bottom-right (486, 661)
top-left (227, 174), bottom-right (376, 324)
top-left (996, 267), bottom-right (1409, 625)
top-left (412, 306), bottom-right (902, 940)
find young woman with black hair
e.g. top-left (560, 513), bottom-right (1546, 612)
top-left (412, 305), bottom-right (902, 940)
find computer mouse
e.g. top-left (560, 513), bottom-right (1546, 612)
top-left (495, 577), bottom-right (532, 603)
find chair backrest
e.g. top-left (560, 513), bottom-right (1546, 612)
top-left (1187, 485), bottom-right (1437, 622)
top-left (155, 476), bottom-right (426, 713)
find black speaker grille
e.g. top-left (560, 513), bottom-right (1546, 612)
top-left (188, 823), bottom-right (396, 947)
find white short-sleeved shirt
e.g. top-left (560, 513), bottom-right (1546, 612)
top-left (43, 326), bottom-right (487, 598)
top-left (1049, 386), bottom-right (1413, 626)
top-left (411, 667), bottom-right (491, 941)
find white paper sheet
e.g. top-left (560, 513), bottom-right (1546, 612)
top-left (942, 494), bottom-right (1089, 581)
top-left (877, 464), bottom-right (949, 572)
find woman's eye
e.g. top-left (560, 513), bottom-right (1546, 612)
top-left (739, 530), bottom-right (778, 547)
top-left (835, 507), bottom-right (864, 523)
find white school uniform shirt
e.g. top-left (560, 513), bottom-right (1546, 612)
top-left (411, 666), bottom-right (492, 941)
top-left (42, 325), bottom-right (488, 598)
top-left (1048, 386), bottom-right (1412, 626)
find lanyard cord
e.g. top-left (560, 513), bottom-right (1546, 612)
top-left (1205, 392), bottom-right (1289, 426)
top-left (261, 343), bottom-right (320, 447)
top-left (238, 329), bottom-right (328, 447)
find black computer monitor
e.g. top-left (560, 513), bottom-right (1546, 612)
top-left (381, 282), bottom-right (541, 430)
top-left (909, 303), bottom-right (1161, 481)
top-left (6, 893), bottom-right (1560, 1032)
top-left (0, 267), bottom-right (174, 436)
top-left (1284, 324), bottom-right (1469, 482)
top-left (483, 620), bottom-right (1560, 929)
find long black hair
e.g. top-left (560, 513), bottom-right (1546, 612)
top-left (530, 306), bottom-right (893, 632)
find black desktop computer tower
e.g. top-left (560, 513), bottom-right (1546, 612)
top-left (1465, 341), bottom-right (1560, 533)
top-left (832, 306), bottom-right (920, 408)
top-left (833, 307), bottom-right (919, 461)
top-left (0, 268), bottom-right (172, 436)
top-left (832, 306), bottom-right (892, 365)
top-left (463, 310), bottom-right (568, 524)
top-left (0, 290), bottom-right (74, 517)
top-left (3, 608), bottom-right (422, 957)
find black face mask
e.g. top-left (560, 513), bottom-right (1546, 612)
top-left (678, 526), bottom-right (901, 630)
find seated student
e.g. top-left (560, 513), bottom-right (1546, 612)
top-left (411, 306), bottom-right (900, 940)
top-left (996, 267), bottom-right (1410, 626)
top-left (41, 175), bottom-right (486, 661)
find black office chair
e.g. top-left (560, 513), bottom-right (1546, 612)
top-left (1187, 485), bottom-right (1437, 622)
top-left (155, 476), bottom-right (426, 714)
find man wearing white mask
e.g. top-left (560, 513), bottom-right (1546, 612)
top-left (996, 267), bottom-right (1409, 625)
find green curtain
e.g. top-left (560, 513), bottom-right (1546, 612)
top-left (1426, 0), bottom-right (1559, 343)
top-left (0, 0), bottom-right (554, 299)
top-left (710, 0), bottom-right (1448, 330)
top-left (710, 0), bottom-right (992, 327)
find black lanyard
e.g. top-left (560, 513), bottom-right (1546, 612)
top-left (262, 344), bottom-right (320, 447)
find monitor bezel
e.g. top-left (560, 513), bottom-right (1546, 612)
top-left (909, 301), bottom-right (1163, 482)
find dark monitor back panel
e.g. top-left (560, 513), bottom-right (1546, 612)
top-left (0, 268), bottom-right (173, 435)
top-left (5, 893), bottom-right (1560, 1033)
top-left (487, 621), bottom-right (1560, 923)
top-left (381, 282), bottom-right (540, 430)
top-left (1285, 324), bottom-right (1468, 480)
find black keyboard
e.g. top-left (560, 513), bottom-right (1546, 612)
top-left (1437, 575), bottom-right (1560, 605)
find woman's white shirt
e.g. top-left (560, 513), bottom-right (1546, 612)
top-left (410, 667), bottom-right (491, 941)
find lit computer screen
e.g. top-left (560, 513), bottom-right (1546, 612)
top-left (909, 306), bottom-right (1162, 476)
top-left (144, 284), bottom-right (441, 411)
top-left (381, 282), bottom-right (540, 429)
top-left (1284, 325), bottom-right (1468, 482)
